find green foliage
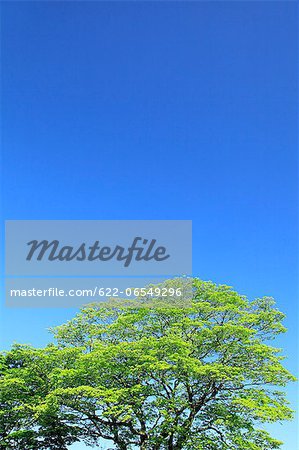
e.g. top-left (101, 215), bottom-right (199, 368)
top-left (0, 279), bottom-right (296, 449)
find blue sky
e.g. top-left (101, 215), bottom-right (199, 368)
top-left (1, 2), bottom-right (297, 449)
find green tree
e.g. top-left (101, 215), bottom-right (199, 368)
top-left (0, 344), bottom-right (81, 449)
top-left (0, 279), bottom-right (296, 449)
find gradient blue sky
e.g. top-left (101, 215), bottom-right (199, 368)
top-left (1, 2), bottom-right (297, 449)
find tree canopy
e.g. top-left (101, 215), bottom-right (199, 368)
top-left (0, 279), bottom-right (295, 449)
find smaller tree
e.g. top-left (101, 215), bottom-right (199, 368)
top-left (0, 345), bottom-right (80, 449)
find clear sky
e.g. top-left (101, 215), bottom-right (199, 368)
top-left (1, 2), bottom-right (297, 449)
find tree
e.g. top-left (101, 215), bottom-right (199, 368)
top-left (0, 344), bottom-right (81, 449)
top-left (0, 279), bottom-right (296, 449)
